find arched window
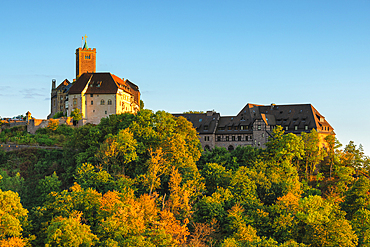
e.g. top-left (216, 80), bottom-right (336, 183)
top-left (100, 99), bottom-right (105, 105)
top-left (204, 145), bottom-right (211, 151)
top-left (107, 99), bottom-right (112, 105)
top-left (228, 145), bottom-right (234, 151)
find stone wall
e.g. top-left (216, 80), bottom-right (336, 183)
top-left (27, 117), bottom-right (74, 134)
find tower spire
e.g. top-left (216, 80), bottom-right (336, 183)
top-left (83, 34), bottom-right (88, 49)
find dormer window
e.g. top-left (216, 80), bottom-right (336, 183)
top-left (305, 125), bottom-right (308, 130)
top-left (204, 125), bottom-right (208, 130)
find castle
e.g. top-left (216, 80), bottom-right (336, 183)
top-left (48, 37), bottom-right (140, 125)
top-left (174, 103), bottom-right (334, 151)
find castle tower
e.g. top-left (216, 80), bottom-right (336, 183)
top-left (75, 35), bottom-right (96, 78)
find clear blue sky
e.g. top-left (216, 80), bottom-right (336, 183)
top-left (1, 0), bottom-right (369, 154)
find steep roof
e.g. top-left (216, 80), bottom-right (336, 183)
top-left (173, 111), bottom-right (220, 134)
top-left (55, 79), bottom-right (71, 91)
top-left (68, 72), bottom-right (140, 102)
top-left (173, 103), bottom-right (334, 135)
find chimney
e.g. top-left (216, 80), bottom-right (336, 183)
top-left (52, 79), bottom-right (56, 90)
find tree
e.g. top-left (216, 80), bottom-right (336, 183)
top-left (139, 148), bottom-right (168, 195)
top-left (265, 126), bottom-right (304, 164)
top-left (45, 212), bottom-right (98, 247)
top-left (343, 141), bottom-right (369, 173)
top-left (351, 208), bottom-right (370, 246)
top-left (300, 129), bottom-right (326, 182)
top-left (96, 128), bottom-right (138, 176)
top-left (35, 172), bottom-right (61, 205)
top-left (324, 135), bottom-right (342, 179)
top-left (0, 189), bottom-right (28, 245)
top-left (52, 112), bottom-right (65, 119)
top-left (70, 108), bottom-right (82, 121)
top-left (296, 195), bottom-right (358, 247)
top-left (140, 99), bottom-right (144, 110)
top-left (341, 176), bottom-right (370, 220)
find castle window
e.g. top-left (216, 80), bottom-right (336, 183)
top-left (305, 125), bottom-right (308, 130)
top-left (238, 136), bottom-right (241, 141)
top-left (295, 126), bottom-right (298, 130)
top-left (73, 99), bottom-right (77, 106)
top-left (101, 100), bottom-right (105, 105)
top-left (105, 111), bottom-right (107, 114)
top-left (286, 126), bottom-right (289, 130)
top-left (217, 136), bottom-right (221, 142)
top-left (228, 126), bottom-right (232, 130)
top-left (232, 136), bottom-right (235, 141)
top-left (204, 136), bottom-right (210, 141)
top-left (258, 125), bottom-right (261, 130)
top-left (90, 94), bottom-right (93, 97)
top-left (226, 136), bottom-right (229, 141)
top-left (262, 133), bottom-right (265, 138)
top-left (240, 126), bottom-right (244, 130)
top-left (108, 99), bottom-right (112, 105)
top-left (234, 126), bottom-right (238, 130)
top-left (258, 142), bottom-right (260, 146)
top-left (91, 101), bottom-right (93, 105)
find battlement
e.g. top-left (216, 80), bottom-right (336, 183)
top-left (76, 47), bottom-right (96, 52)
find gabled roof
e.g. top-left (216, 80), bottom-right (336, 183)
top-left (69, 72), bottom-right (140, 96)
top-left (56, 79), bottom-right (71, 91)
top-left (173, 111), bottom-right (220, 134)
top-left (173, 103), bottom-right (334, 136)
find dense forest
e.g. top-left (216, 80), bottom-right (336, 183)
top-left (0, 109), bottom-right (369, 246)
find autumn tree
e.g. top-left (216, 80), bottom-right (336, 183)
top-left (0, 189), bottom-right (29, 246)
top-left (300, 129), bottom-right (326, 182)
top-left (96, 128), bottom-right (138, 176)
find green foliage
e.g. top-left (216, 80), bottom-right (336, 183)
top-left (2, 108), bottom-right (370, 246)
top-left (341, 176), bottom-right (370, 220)
top-left (140, 99), bottom-right (144, 110)
top-left (52, 111), bottom-right (65, 119)
top-left (352, 208), bottom-right (370, 246)
top-left (70, 108), bottom-right (82, 121)
top-left (0, 171), bottom-right (24, 194)
top-left (45, 213), bottom-right (98, 247)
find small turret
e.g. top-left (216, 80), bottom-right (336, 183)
top-left (52, 79), bottom-right (56, 90)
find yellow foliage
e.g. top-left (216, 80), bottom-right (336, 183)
top-left (277, 192), bottom-right (299, 212)
top-left (47, 119), bottom-right (59, 131)
top-left (0, 237), bottom-right (25, 247)
top-left (159, 209), bottom-right (189, 245)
